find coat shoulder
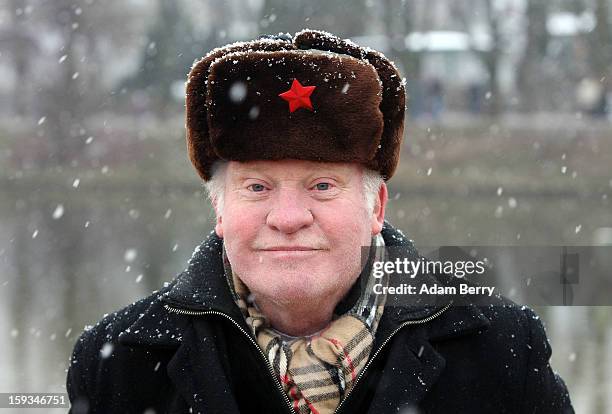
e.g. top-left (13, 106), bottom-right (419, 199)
top-left (66, 282), bottom-right (178, 411)
top-left (479, 299), bottom-right (573, 412)
top-left (428, 284), bottom-right (574, 413)
top-left (73, 286), bottom-right (170, 349)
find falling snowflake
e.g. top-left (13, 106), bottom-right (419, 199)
top-left (494, 206), bottom-right (503, 218)
top-left (248, 106), bottom-right (260, 120)
top-left (229, 82), bottom-right (247, 103)
top-left (52, 204), bottom-right (64, 219)
top-left (124, 249), bottom-right (137, 263)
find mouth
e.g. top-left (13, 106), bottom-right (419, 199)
top-left (257, 246), bottom-right (325, 259)
top-left (261, 246), bottom-right (320, 251)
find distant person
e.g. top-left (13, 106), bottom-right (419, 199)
top-left (592, 86), bottom-right (608, 117)
top-left (468, 82), bottom-right (484, 114)
top-left (576, 77), bottom-right (607, 118)
top-left (66, 30), bottom-right (574, 413)
top-left (428, 78), bottom-right (445, 120)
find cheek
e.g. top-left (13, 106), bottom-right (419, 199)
top-left (321, 202), bottom-right (372, 247)
top-left (220, 204), bottom-right (266, 249)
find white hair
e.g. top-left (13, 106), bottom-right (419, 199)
top-left (362, 167), bottom-right (384, 213)
top-left (204, 161), bottom-right (229, 215)
top-left (204, 161), bottom-right (383, 215)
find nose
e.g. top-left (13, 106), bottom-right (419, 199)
top-left (266, 187), bottom-right (314, 234)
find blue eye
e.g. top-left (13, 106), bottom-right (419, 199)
top-left (249, 184), bottom-right (266, 192)
top-left (315, 183), bottom-right (330, 191)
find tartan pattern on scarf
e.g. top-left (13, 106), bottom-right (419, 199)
top-left (224, 235), bottom-right (388, 414)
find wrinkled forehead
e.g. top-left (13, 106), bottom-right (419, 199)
top-left (226, 159), bottom-right (363, 181)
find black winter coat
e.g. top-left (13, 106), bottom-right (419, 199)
top-left (67, 223), bottom-right (574, 413)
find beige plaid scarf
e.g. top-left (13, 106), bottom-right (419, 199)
top-left (224, 235), bottom-right (388, 414)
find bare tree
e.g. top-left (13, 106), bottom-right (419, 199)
top-left (260, 0), bottom-right (369, 38)
top-left (480, 0), bottom-right (503, 116)
top-left (3, 0), bottom-right (150, 166)
top-left (3, 0), bottom-right (37, 117)
top-left (33, 0), bottom-right (84, 165)
top-left (382, 0), bottom-right (420, 116)
top-left (120, 0), bottom-right (206, 117)
top-left (590, 0), bottom-right (611, 92)
top-left (516, 0), bottom-right (550, 112)
top-left (453, 0), bottom-right (503, 116)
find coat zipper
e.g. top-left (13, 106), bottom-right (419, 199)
top-left (333, 300), bottom-right (453, 414)
top-left (163, 301), bottom-right (453, 414)
top-left (163, 304), bottom-right (295, 413)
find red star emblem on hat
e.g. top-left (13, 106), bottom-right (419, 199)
top-left (278, 79), bottom-right (316, 113)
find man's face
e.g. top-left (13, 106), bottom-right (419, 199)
top-left (215, 159), bottom-right (387, 307)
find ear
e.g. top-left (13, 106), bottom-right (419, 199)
top-left (370, 182), bottom-right (388, 235)
top-left (213, 199), bottom-right (224, 238)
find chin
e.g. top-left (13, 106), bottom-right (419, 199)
top-left (251, 273), bottom-right (331, 303)
top-left (268, 286), bottom-right (331, 306)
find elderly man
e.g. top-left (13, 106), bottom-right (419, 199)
top-left (67, 30), bottom-right (573, 413)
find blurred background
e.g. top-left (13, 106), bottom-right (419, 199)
top-left (0, 0), bottom-right (611, 412)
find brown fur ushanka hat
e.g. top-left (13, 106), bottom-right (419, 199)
top-left (185, 29), bottom-right (406, 181)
